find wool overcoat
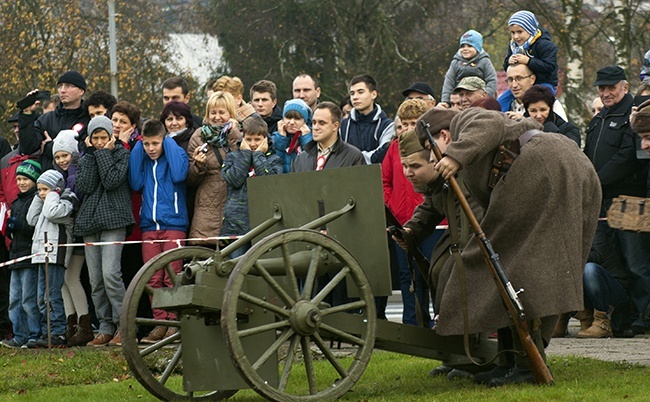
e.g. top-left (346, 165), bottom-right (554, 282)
top-left (434, 108), bottom-right (601, 339)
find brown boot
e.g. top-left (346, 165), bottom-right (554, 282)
top-left (65, 313), bottom-right (78, 340)
top-left (573, 309), bottom-right (594, 331)
top-left (576, 310), bottom-right (613, 338)
top-left (68, 315), bottom-right (94, 347)
top-left (552, 313), bottom-right (570, 338)
top-left (140, 326), bottom-right (168, 344)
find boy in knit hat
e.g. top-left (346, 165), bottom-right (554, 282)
top-left (440, 30), bottom-right (497, 106)
top-left (498, 10), bottom-right (559, 112)
top-left (0, 160), bottom-right (42, 348)
top-left (27, 169), bottom-right (79, 347)
top-left (271, 99), bottom-right (313, 173)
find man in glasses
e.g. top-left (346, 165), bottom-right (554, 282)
top-left (504, 64), bottom-right (567, 121)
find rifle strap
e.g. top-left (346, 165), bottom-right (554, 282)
top-left (444, 185), bottom-right (493, 367)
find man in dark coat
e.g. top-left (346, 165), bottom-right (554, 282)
top-left (420, 107), bottom-right (601, 385)
top-left (292, 102), bottom-right (365, 172)
top-left (584, 66), bottom-right (650, 334)
top-left (19, 71), bottom-right (90, 171)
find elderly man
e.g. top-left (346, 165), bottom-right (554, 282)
top-left (402, 82), bottom-right (437, 109)
top-left (452, 77), bottom-right (487, 110)
top-left (585, 66), bottom-right (650, 335)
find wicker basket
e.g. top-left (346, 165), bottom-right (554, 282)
top-left (607, 196), bottom-right (650, 232)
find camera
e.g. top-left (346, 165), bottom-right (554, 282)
top-left (199, 143), bottom-right (209, 153)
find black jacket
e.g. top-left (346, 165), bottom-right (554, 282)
top-left (7, 187), bottom-right (37, 269)
top-left (542, 112), bottom-right (581, 147)
top-left (584, 93), bottom-right (647, 199)
top-left (20, 102), bottom-right (90, 171)
top-left (264, 105), bottom-right (283, 135)
top-left (291, 137), bottom-right (365, 172)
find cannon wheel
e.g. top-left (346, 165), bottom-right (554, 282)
top-left (121, 246), bottom-right (236, 400)
top-left (222, 229), bottom-right (376, 402)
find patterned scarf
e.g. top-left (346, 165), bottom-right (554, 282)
top-left (200, 121), bottom-right (232, 150)
top-left (509, 29), bottom-right (542, 57)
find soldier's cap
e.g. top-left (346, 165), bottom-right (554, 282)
top-left (402, 82), bottom-right (436, 98)
top-left (398, 129), bottom-right (425, 157)
top-left (453, 76), bottom-right (486, 92)
top-left (415, 108), bottom-right (460, 148)
top-left (7, 112), bottom-right (19, 123)
top-left (631, 98), bottom-right (650, 134)
top-left (593, 66), bottom-right (627, 86)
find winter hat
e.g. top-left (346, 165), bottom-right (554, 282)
top-left (459, 30), bottom-right (483, 53)
top-left (398, 129), bottom-right (425, 158)
top-left (87, 115), bottom-right (113, 137)
top-left (415, 108), bottom-right (460, 148)
top-left (37, 169), bottom-right (65, 190)
top-left (52, 130), bottom-right (79, 156)
top-left (282, 99), bottom-right (312, 125)
top-left (593, 66), bottom-right (627, 87)
top-left (631, 98), bottom-right (650, 134)
top-left (57, 70), bottom-right (87, 91)
top-left (508, 10), bottom-right (539, 36)
top-left (16, 160), bottom-right (42, 183)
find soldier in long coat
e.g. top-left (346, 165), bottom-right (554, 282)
top-left (415, 107), bottom-right (601, 385)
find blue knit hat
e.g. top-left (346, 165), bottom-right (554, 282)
top-left (508, 10), bottom-right (538, 37)
top-left (459, 30), bottom-right (483, 54)
top-left (282, 99), bottom-right (312, 125)
top-left (37, 169), bottom-right (65, 191)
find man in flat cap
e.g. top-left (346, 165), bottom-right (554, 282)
top-left (585, 66), bottom-right (650, 336)
top-left (402, 82), bottom-right (437, 110)
top-left (422, 107), bottom-right (601, 385)
top-left (19, 70), bottom-right (90, 171)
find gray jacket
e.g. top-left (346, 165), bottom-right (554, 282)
top-left (441, 50), bottom-right (497, 102)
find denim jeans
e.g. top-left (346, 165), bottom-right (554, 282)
top-left (583, 262), bottom-right (628, 313)
top-left (84, 228), bottom-right (126, 335)
top-left (37, 264), bottom-right (66, 336)
top-left (9, 267), bottom-right (40, 344)
top-left (392, 230), bottom-right (441, 326)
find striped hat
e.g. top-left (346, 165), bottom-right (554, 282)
top-left (508, 10), bottom-right (538, 36)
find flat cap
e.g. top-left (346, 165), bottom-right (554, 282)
top-left (593, 66), bottom-right (627, 86)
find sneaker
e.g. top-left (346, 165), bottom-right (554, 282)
top-left (87, 333), bottom-right (113, 346)
top-left (21, 339), bottom-right (38, 349)
top-left (108, 330), bottom-right (122, 347)
top-left (140, 326), bottom-right (168, 344)
top-left (0, 338), bottom-right (22, 348)
top-left (36, 334), bottom-right (67, 348)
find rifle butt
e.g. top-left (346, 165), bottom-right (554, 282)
top-left (515, 324), bottom-right (555, 385)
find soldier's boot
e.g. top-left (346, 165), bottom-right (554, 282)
top-left (552, 313), bottom-right (570, 338)
top-left (576, 309), bottom-right (612, 338)
top-left (573, 309), bottom-right (594, 331)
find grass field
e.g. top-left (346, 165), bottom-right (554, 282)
top-left (0, 347), bottom-right (648, 401)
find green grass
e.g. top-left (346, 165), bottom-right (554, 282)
top-left (0, 348), bottom-right (648, 401)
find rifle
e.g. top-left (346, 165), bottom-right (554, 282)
top-left (419, 120), bottom-right (554, 385)
top-left (384, 205), bottom-right (430, 280)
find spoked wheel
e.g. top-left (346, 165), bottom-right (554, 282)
top-left (122, 246), bottom-right (236, 400)
top-left (222, 229), bottom-right (376, 402)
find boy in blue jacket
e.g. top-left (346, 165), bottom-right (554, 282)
top-left (129, 120), bottom-right (189, 344)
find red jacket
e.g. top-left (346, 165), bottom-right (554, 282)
top-left (381, 140), bottom-right (424, 225)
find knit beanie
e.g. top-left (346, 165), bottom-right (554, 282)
top-left (398, 130), bottom-right (425, 158)
top-left (415, 108), bottom-right (460, 148)
top-left (632, 99), bottom-right (650, 134)
top-left (37, 169), bottom-right (65, 191)
top-left (87, 115), bottom-right (113, 137)
top-left (57, 70), bottom-right (87, 91)
top-left (459, 30), bottom-right (483, 54)
top-left (283, 99), bottom-right (312, 125)
top-left (52, 130), bottom-right (79, 157)
top-left (508, 10), bottom-right (539, 36)
top-left (16, 160), bottom-right (42, 183)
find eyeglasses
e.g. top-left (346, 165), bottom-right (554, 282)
top-left (505, 74), bottom-right (533, 84)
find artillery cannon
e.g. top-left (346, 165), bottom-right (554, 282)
top-left (121, 165), bottom-right (497, 401)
